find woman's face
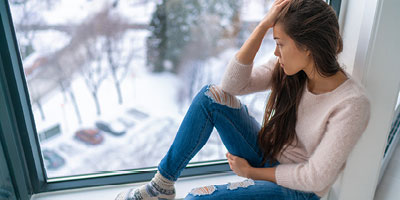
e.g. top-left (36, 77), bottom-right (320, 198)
top-left (273, 23), bottom-right (313, 76)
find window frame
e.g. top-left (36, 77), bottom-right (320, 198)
top-left (0, 0), bottom-right (342, 198)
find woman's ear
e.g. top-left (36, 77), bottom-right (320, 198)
top-left (305, 48), bottom-right (311, 57)
top-left (299, 44), bottom-right (311, 56)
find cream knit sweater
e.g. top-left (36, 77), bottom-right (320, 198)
top-left (219, 55), bottom-right (371, 197)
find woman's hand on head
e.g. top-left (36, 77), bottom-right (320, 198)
top-left (260, 0), bottom-right (290, 29)
top-left (226, 152), bottom-right (253, 178)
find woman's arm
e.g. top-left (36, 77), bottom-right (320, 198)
top-left (236, 0), bottom-right (290, 65)
top-left (226, 152), bottom-right (277, 183)
top-left (235, 25), bottom-right (270, 65)
top-left (219, 0), bottom-right (289, 95)
top-left (247, 167), bottom-right (277, 183)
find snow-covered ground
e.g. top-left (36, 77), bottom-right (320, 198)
top-left (9, 0), bottom-right (275, 178)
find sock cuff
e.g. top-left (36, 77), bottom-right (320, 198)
top-left (153, 171), bottom-right (175, 187)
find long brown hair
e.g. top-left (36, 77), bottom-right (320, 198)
top-left (258, 0), bottom-right (344, 165)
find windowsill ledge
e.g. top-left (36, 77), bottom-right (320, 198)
top-left (31, 171), bottom-right (245, 200)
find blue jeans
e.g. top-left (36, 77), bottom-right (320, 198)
top-left (158, 85), bottom-right (320, 200)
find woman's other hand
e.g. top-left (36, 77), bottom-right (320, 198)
top-left (260, 0), bottom-right (290, 29)
top-left (226, 152), bottom-right (253, 178)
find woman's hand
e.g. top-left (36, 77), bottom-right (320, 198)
top-left (235, 0), bottom-right (290, 64)
top-left (260, 0), bottom-right (291, 29)
top-left (226, 152), bottom-right (253, 178)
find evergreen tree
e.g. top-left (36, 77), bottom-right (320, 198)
top-left (146, 0), bottom-right (241, 73)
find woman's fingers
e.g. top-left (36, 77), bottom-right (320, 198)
top-left (273, 0), bottom-right (287, 6)
top-left (277, 0), bottom-right (290, 8)
top-left (273, 0), bottom-right (290, 13)
top-left (260, 0), bottom-right (290, 29)
top-left (226, 152), bottom-right (237, 161)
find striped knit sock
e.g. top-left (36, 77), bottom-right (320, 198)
top-left (115, 171), bottom-right (176, 200)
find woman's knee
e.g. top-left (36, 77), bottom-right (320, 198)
top-left (204, 85), bottom-right (241, 109)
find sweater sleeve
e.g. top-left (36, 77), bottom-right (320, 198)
top-left (275, 96), bottom-right (371, 192)
top-left (219, 54), bottom-right (277, 96)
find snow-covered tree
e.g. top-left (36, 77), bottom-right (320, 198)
top-left (99, 9), bottom-right (136, 105)
top-left (10, 0), bottom-right (61, 59)
top-left (79, 37), bottom-right (108, 116)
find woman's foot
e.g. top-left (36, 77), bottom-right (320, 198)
top-left (115, 171), bottom-right (176, 200)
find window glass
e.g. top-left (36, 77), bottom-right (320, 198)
top-left (384, 90), bottom-right (400, 158)
top-left (396, 91), bottom-right (400, 111)
top-left (9, 0), bottom-right (274, 178)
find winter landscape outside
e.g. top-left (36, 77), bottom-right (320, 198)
top-left (9, 0), bottom-right (276, 179)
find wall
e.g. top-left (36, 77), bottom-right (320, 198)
top-left (337, 0), bottom-right (366, 74)
top-left (330, 0), bottom-right (400, 199)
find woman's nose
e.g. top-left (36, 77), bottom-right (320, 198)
top-left (274, 46), bottom-right (280, 57)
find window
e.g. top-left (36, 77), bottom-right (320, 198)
top-left (0, 0), bottom-right (342, 199)
top-left (8, 0), bottom-right (274, 179)
top-left (379, 90), bottom-right (400, 183)
top-left (0, 144), bottom-right (16, 200)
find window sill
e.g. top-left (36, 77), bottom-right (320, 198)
top-left (31, 172), bottom-right (245, 200)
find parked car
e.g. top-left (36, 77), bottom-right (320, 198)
top-left (58, 143), bottom-right (80, 156)
top-left (42, 149), bottom-right (65, 170)
top-left (74, 128), bottom-right (104, 145)
top-left (95, 120), bottom-right (126, 136)
top-left (126, 108), bottom-right (149, 120)
top-left (116, 116), bottom-right (136, 129)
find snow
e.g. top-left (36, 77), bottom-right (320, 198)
top-left (39, 0), bottom-right (155, 25)
top-left (31, 30), bottom-right (71, 54)
top-left (241, 0), bottom-right (272, 22)
top-left (9, 0), bottom-right (275, 178)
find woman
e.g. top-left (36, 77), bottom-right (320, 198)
top-left (116, 0), bottom-right (371, 199)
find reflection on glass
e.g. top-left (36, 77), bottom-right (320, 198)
top-left (9, 0), bottom-right (274, 178)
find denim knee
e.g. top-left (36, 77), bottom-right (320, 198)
top-left (185, 184), bottom-right (216, 200)
top-left (192, 84), bottom-right (213, 105)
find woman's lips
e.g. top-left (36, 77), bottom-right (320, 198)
top-left (278, 58), bottom-right (284, 67)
